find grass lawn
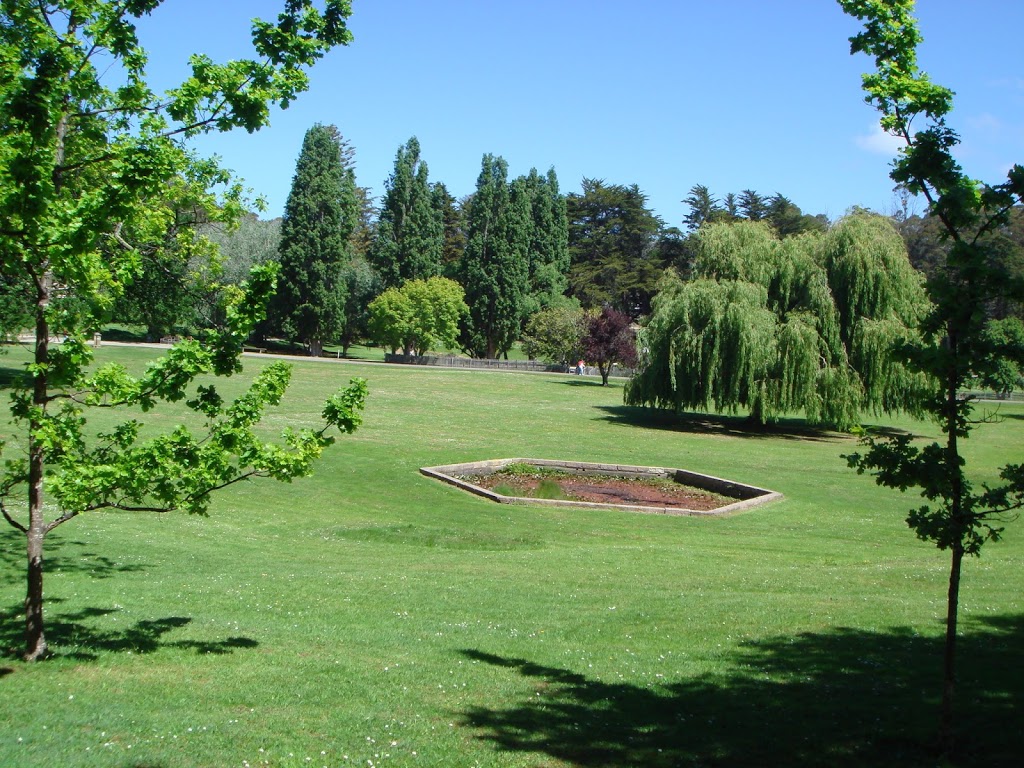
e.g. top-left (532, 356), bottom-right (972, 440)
top-left (1, 345), bottom-right (1021, 767)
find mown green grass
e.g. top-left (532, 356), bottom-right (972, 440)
top-left (1, 345), bottom-right (1021, 767)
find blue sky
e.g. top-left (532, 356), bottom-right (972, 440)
top-left (135, 0), bottom-right (1024, 227)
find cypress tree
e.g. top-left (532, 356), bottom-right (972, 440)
top-left (567, 179), bottom-right (664, 316)
top-left (682, 184), bottom-right (722, 231)
top-left (738, 189), bottom-right (769, 221)
top-left (521, 167), bottom-right (570, 315)
top-left (271, 124), bottom-right (357, 355)
top-left (431, 181), bottom-right (466, 277)
top-left (370, 137), bottom-right (443, 289)
top-left (459, 154), bottom-right (531, 358)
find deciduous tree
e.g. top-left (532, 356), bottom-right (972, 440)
top-left (625, 215), bottom-right (931, 428)
top-left (838, 0), bottom-right (1024, 751)
top-left (112, 178), bottom-right (232, 340)
top-left (367, 277), bottom-right (467, 356)
top-left (1, 272), bottom-right (34, 342)
top-left (583, 306), bottom-right (638, 386)
top-left (0, 0), bottom-right (363, 661)
top-left (203, 214), bottom-right (283, 287)
top-left (521, 302), bottom-right (588, 367)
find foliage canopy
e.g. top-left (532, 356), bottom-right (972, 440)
top-left (0, 0), bottom-right (362, 660)
top-left (459, 154), bottom-right (531, 359)
top-left (370, 137), bottom-right (444, 290)
top-left (838, 0), bottom-right (1024, 751)
top-left (367, 276), bottom-right (467, 356)
top-left (625, 215), bottom-right (931, 429)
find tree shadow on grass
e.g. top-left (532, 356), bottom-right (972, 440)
top-left (0, 356), bottom-right (32, 389)
top-left (593, 404), bottom-right (856, 443)
top-left (0, 528), bottom-right (149, 587)
top-left (460, 615), bottom-right (1023, 767)
top-left (0, 601), bottom-right (258, 662)
top-left (1, 531), bottom-right (257, 662)
top-left (556, 378), bottom-right (616, 388)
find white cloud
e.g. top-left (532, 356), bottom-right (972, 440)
top-left (854, 124), bottom-right (904, 156)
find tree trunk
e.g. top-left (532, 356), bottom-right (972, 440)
top-left (25, 516), bottom-right (47, 660)
top-left (25, 274), bottom-right (51, 660)
top-left (939, 542), bottom-right (963, 755)
top-left (938, 326), bottom-right (964, 756)
top-left (599, 363), bottom-right (610, 385)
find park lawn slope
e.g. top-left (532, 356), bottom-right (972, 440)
top-left (0, 345), bottom-right (1021, 767)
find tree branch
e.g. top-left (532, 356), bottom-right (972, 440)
top-left (56, 60), bottom-right (271, 178)
top-left (969, 202), bottom-right (1016, 248)
top-left (2, 500), bottom-right (28, 534)
top-left (43, 508), bottom-right (80, 533)
top-left (67, 469), bottom-right (269, 524)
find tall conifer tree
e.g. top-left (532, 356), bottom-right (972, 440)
top-left (271, 124), bottom-right (357, 355)
top-left (459, 154), bottom-right (531, 358)
top-left (431, 181), bottom-right (466, 277)
top-left (521, 167), bottom-right (570, 314)
top-left (568, 179), bottom-right (663, 316)
top-left (370, 137), bottom-right (443, 289)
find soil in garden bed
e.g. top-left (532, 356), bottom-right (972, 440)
top-left (464, 468), bottom-right (733, 510)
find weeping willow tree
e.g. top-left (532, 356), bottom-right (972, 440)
top-left (625, 214), bottom-right (931, 429)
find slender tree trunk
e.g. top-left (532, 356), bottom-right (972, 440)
top-left (24, 57), bottom-right (76, 661)
top-left (938, 325), bottom-right (964, 755)
top-left (25, 274), bottom-right (51, 660)
top-left (940, 542), bottom-right (963, 754)
top-left (25, 513), bottom-right (46, 660)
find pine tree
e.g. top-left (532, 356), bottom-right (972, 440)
top-left (370, 137), bottom-right (443, 289)
top-left (459, 154), bottom-right (531, 358)
top-left (271, 124), bottom-right (358, 356)
top-left (723, 192), bottom-right (740, 219)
